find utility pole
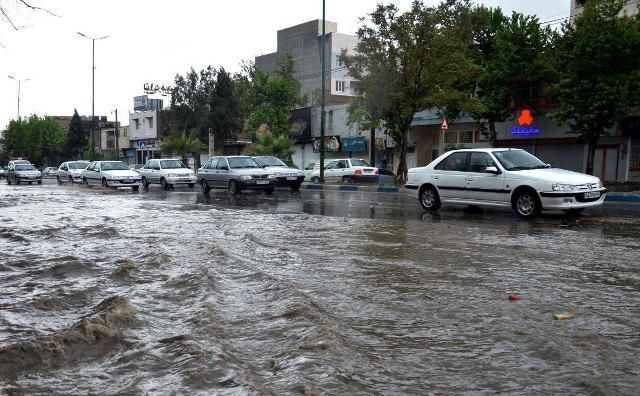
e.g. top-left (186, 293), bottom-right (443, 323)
top-left (77, 32), bottom-right (109, 159)
top-left (7, 75), bottom-right (30, 120)
top-left (319, 0), bottom-right (326, 182)
top-left (114, 108), bottom-right (119, 160)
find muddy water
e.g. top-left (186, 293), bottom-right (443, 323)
top-left (1, 184), bottom-right (639, 394)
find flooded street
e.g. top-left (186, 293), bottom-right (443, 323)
top-left (1, 181), bottom-right (640, 394)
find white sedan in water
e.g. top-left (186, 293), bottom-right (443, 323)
top-left (81, 161), bottom-right (142, 190)
top-left (405, 148), bottom-right (606, 219)
top-left (57, 160), bottom-right (90, 184)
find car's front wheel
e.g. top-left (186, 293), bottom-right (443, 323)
top-left (57, 176), bottom-right (63, 185)
top-left (132, 186), bottom-right (139, 192)
top-left (265, 188), bottom-right (274, 195)
top-left (160, 177), bottom-right (169, 190)
top-left (514, 190), bottom-right (541, 219)
top-left (419, 186), bottom-right (441, 211)
top-left (142, 177), bottom-right (150, 189)
top-left (69, 176), bottom-right (74, 184)
top-left (82, 177), bottom-right (89, 187)
top-left (102, 178), bottom-right (109, 188)
top-left (291, 183), bottom-right (301, 191)
top-left (6, 177), bottom-right (11, 185)
top-left (201, 179), bottom-right (210, 194)
top-left (229, 180), bottom-right (240, 195)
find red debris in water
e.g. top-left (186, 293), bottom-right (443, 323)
top-left (508, 295), bottom-right (523, 301)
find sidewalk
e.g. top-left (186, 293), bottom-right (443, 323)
top-left (300, 183), bottom-right (640, 202)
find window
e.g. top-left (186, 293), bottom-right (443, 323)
top-left (216, 158), bottom-right (229, 170)
top-left (160, 159), bottom-right (185, 169)
top-left (468, 153), bottom-right (496, 173)
top-left (205, 158), bottom-right (217, 169)
top-left (336, 55), bottom-right (344, 68)
top-left (337, 160), bottom-right (349, 169)
top-left (133, 119), bottom-right (140, 129)
top-left (434, 152), bottom-right (469, 171)
top-left (325, 161), bottom-right (338, 170)
top-left (305, 163), bottom-right (315, 170)
top-left (493, 150), bottom-right (548, 171)
top-left (335, 80), bottom-right (345, 92)
top-left (146, 117), bottom-right (154, 128)
top-left (228, 157), bottom-right (260, 169)
top-left (350, 159), bottom-right (370, 167)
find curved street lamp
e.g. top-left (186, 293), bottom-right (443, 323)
top-left (7, 75), bottom-right (30, 120)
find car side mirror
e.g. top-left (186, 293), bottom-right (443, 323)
top-left (485, 166), bottom-right (500, 174)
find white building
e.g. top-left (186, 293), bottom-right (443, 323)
top-left (128, 109), bottom-right (161, 165)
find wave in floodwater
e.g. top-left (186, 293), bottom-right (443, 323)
top-left (0, 184), bottom-right (639, 394)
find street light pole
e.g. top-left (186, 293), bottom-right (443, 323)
top-left (77, 32), bottom-right (109, 159)
top-left (319, 0), bottom-right (326, 182)
top-left (7, 75), bottom-right (30, 120)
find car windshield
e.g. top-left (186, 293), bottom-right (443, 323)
top-left (100, 162), bottom-right (130, 171)
top-left (492, 150), bottom-right (550, 171)
top-left (350, 159), bottom-right (371, 167)
top-left (228, 157), bottom-right (260, 169)
top-left (160, 160), bottom-right (186, 169)
top-left (254, 156), bottom-right (286, 167)
top-left (69, 162), bottom-right (89, 169)
top-left (16, 165), bottom-right (36, 171)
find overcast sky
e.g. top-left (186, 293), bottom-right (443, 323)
top-left (0, 0), bottom-right (570, 129)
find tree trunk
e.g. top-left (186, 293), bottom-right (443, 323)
top-left (395, 131), bottom-right (409, 183)
top-left (370, 127), bottom-right (376, 167)
top-left (489, 120), bottom-right (498, 148)
top-left (585, 133), bottom-right (600, 175)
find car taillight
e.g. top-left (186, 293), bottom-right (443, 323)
top-left (374, 169), bottom-right (379, 175)
top-left (355, 169), bottom-right (363, 174)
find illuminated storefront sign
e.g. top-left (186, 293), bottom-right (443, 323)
top-left (511, 109), bottom-right (541, 136)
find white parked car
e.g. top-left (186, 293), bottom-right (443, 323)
top-left (309, 158), bottom-right (379, 183)
top-left (253, 156), bottom-right (304, 190)
top-left (81, 161), bottom-right (142, 190)
top-left (138, 158), bottom-right (197, 189)
top-left (303, 162), bottom-right (320, 181)
top-left (405, 148), bottom-right (606, 219)
top-left (43, 167), bottom-right (58, 177)
top-left (57, 161), bottom-right (90, 184)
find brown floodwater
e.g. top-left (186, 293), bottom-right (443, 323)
top-left (1, 182), bottom-right (639, 394)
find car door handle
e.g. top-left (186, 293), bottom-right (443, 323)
top-left (432, 176), bottom-right (439, 180)
top-left (466, 179), bottom-right (474, 182)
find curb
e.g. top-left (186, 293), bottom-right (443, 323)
top-left (301, 183), bottom-right (640, 202)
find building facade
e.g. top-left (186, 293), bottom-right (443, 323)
top-left (571, 0), bottom-right (639, 18)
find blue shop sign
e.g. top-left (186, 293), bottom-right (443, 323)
top-left (342, 136), bottom-right (367, 152)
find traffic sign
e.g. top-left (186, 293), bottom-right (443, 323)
top-left (138, 140), bottom-right (147, 150)
top-left (441, 118), bottom-right (449, 130)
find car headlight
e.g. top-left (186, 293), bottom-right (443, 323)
top-left (552, 183), bottom-right (575, 191)
top-left (241, 175), bottom-right (253, 180)
top-left (267, 174), bottom-right (276, 179)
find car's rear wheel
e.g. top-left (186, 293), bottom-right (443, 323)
top-left (419, 186), bottom-right (441, 211)
top-left (16, 180), bottom-right (21, 185)
top-left (37, 180), bottom-right (42, 185)
top-left (6, 177), bottom-right (11, 185)
top-left (514, 190), bottom-right (541, 219)
top-left (160, 177), bottom-right (169, 190)
top-left (342, 175), bottom-right (352, 183)
top-left (229, 180), bottom-right (240, 195)
top-left (102, 178), bottom-right (109, 188)
top-left (563, 208), bottom-right (585, 216)
top-left (82, 177), bottom-right (89, 187)
top-left (201, 179), bottom-right (210, 194)
top-left (142, 177), bottom-right (150, 189)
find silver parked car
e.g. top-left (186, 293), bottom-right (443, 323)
top-left (43, 167), bottom-right (58, 177)
top-left (6, 163), bottom-right (42, 185)
top-left (57, 161), bottom-right (90, 184)
top-left (81, 161), bottom-right (142, 190)
top-left (139, 158), bottom-right (198, 189)
top-left (253, 156), bottom-right (304, 190)
top-left (197, 156), bottom-right (276, 195)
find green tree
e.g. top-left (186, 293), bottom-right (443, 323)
top-left (246, 128), bottom-right (295, 165)
top-left (344, 95), bottom-right (384, 167)
top-left (236, 55), bottom-right (307, 137)
top-left (64, 109), bottom-right (87, 160)
top-left (209, 68), bottom-right (242, 149)
top-left (160, 131), bottom-right (205, 167)
top-left (551, 0), bottom-right (640, 175)
top-left (469, 10), bottom-right (554, 146)
top-left (0, 115), bottom-right (65, 166)
top-left (343, 1), bottom-right (483, 181)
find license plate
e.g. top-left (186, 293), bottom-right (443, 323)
top-left (363, 169), bottom-right (372, 173)
top-left (256, 180), bottom-right (269, 185)
top-left (584, 191), bottom-right (600, 199)
top-left (286, 176), bottom-right (297, 181)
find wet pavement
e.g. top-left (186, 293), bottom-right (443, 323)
top-left (1, 179), bottom-right (640, 394)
